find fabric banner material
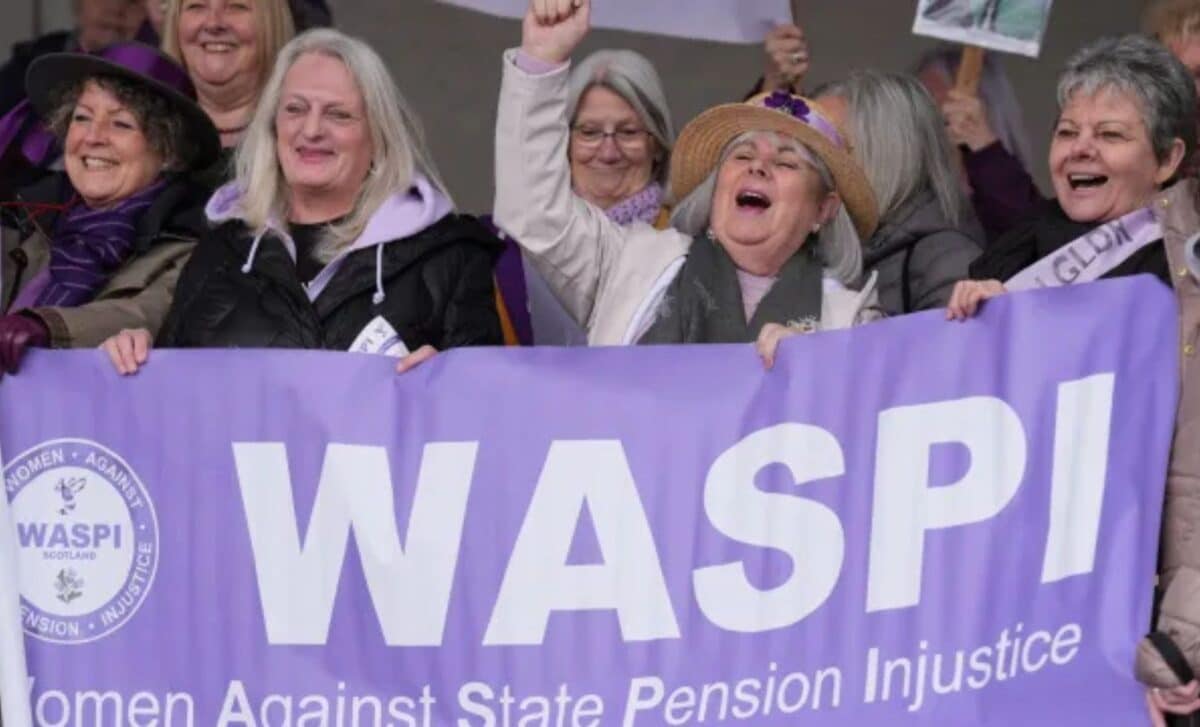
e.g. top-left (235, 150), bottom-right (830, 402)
top-left (1005, 207), bottom-right (1162, 291)
top-left (0, 276), bottom-right (1179, 726)
top-left (434, 0), bottom-right (792, 44)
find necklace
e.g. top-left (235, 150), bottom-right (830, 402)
top-left (217, 123), bottom-right (249, 136)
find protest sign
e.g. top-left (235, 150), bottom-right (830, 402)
top-left (0, 277), bottom-right (1177, 726)
top-left (913, 0), bottom-right (1055, 58)
top-left (436, 0), bottom-right (792, 44)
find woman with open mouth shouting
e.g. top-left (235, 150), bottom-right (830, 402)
top-left (945, 35), bottom-right (1195, 318)
top-left (495, 0), bottom-right (882, 367)
top-left (938, 35), bottom-right (1200, 726)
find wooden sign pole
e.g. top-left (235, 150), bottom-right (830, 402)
top-left (955, 45), bottom-right (985, 95)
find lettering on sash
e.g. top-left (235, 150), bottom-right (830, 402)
top-left (1006, 207), bottom-right (1159, 292)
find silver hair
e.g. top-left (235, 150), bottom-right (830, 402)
top-left (235, 28), bottom-right (452, 261)
top-left (1057, 34), bottom-right (1197, 165)
top-left (668, 130), bottom-right (862, 285)
top-left (914, 46), bottom-right (1035, 173)
top-left (567, 50), bottom-right (675, 182)
top-left (816, 70), bottom-right (968, 233)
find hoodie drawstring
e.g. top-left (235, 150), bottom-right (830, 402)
top-left (372, 243), bottom-right (386, 306)
top-left (241, 229), bottom-right (267, 274)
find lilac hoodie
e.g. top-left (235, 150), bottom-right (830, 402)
top-left (204, 174), bottom-right (454, 304)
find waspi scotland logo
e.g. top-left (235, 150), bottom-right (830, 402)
top-left (3, 438), bottom-right (159, 643)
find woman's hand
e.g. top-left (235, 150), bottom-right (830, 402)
top-left (756, 322), bottom-right (806, 370)
top-left (522, 0), bottom-right (590, 65)
top-left (1148, 682), bottom-right (1200, 726)
top-left (396, 344), bottom-right (438, 374)
top-left (946, 279), bottom-right (1006, 320)
top-left (101, 328), bottom-right (153, 375)
top-left (762, 24), bottom-right (809, 93)
top-left (942, 89), bottom-right (999, 152)
top-left (0, 314), bottom-right (48, 378)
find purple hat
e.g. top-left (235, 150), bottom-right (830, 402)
top-left (23, 41), bottom-right (220, 170)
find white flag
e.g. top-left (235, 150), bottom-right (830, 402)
top-left (437, 0), bottom-right (793, 44)
top-left (0, 442), bottom-right (32, 727)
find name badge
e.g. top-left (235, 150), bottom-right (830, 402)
top-left (349, 316), bottom-right (410, 358)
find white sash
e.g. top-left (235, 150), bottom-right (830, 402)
top-left (1005, 207), bottom-right (1161, 292)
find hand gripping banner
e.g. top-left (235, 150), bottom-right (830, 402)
top-left (0, 276), bottom-right (1179, 726)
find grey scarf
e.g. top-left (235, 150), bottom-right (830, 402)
top-left (638, 233), bottom-right (823, 344)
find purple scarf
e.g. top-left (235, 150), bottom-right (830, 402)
top-left (34, 178), bottom-right (166, 308)
top-left (605, 182), bottom-right (664, 226)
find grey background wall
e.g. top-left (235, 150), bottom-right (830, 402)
top-left (0, 1), bottom-right (1152, 211)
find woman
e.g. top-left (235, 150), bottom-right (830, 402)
top-left (0, 43), bottom-right (219, 377)
top-left (493, 45), bottom-right (674, 346)
top-left (815, 70), bottom-right (981, 314)
top-left (496, 0), bottom-right (879, 364)
top-left (102, 29), bottom-right (502, 373)
top-left (935, 35), bottom-right (1200, 723)
top-left (919, 46), bottom-right (1042, 243)
top-left (160, 0), bottom-right (293, 177)
top-left (0, 0), bottom-right (150, 117)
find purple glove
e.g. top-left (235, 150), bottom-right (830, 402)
top-left (0, 313), bottom-right (49, 376)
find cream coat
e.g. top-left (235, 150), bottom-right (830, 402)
top-left (493, 51), bottom-right (879, 346)
top-left (1137, 178), bottom-right (1200, 688)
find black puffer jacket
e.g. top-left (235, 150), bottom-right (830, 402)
top-left (158, 213), bottom-right (503, 351)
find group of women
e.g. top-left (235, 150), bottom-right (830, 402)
top-left (1, 0), bottom-right (1200, 721)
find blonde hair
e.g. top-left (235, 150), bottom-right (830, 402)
top-left (1143, 0), bottom-right (1200, 43)
top-left (161, 0), bottom-right (295, 94)
top-left (235, 28), bottom-right (451, 257)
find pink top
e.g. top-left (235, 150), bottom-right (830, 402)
top-left (735, 268), bottom-right (777, 322)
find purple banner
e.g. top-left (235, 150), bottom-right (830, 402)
top-left (0, 276), bottom-right (1178, 726)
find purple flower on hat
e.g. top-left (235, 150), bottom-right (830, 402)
top-left (763, 90), bottom-right (810, 121)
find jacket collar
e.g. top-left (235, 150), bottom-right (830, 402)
top-left (205, 174), bottom-right (454, 304)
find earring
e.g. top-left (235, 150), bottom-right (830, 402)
top-left (812, 224), bottom-right (822, 234)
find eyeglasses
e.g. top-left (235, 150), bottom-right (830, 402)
top-left (571, 124), bottom-right (650, 150)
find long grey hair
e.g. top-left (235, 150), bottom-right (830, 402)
top-left (567, 50), bottom-right (675, 183)
top-left (816, 70), bottom-right (969, 234)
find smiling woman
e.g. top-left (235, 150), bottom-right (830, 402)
top-left (160, 0), bottom-right (294, 172)
top-left (491, 46), bottom-right (675, 346)
top-left (0, 43), bottom-right (220, 378)
top-left (101, 29), bottom-right (504, 375)
top-left (946, 34), bottom-right (1197, 320)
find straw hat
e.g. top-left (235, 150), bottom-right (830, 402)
top-left (669, 91), bottom-right (879, 241)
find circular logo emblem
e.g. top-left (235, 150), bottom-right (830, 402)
top-left (4, 439), bottom-right (159, 644)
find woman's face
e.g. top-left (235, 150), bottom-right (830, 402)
top-left (275, 53), bottom-right (373, 210)
top-left (569, 85), bottom-right (657, 208)
top-left (64, 81), bottom-right (163, 209)
top-left (177, 0), bottom-right (260, 94)
top-left (76, 0), bottom-right (146, 53)
top-left (709, 133), bottom-right (838, 275)
top-left (1049, 87), bottom-right (1184, 224)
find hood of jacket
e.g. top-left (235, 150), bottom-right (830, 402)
top-left (205, 173), bottom-right (455, 302)
top-left (864, 190), bottom-right (983, 266)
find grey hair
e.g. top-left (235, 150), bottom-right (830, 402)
top-left (816, 70), bottom-right (967, 232)
top-left (567, 50), bottom-right (675, 183)
top-left (235, 28), bottom-right (453, 261)
top-left (1057, 34), bottom-right (1197, 165)
top-left (668, 130), bottom-right (862, 285)
top-left (47, 75), bottom-right (187, 170)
